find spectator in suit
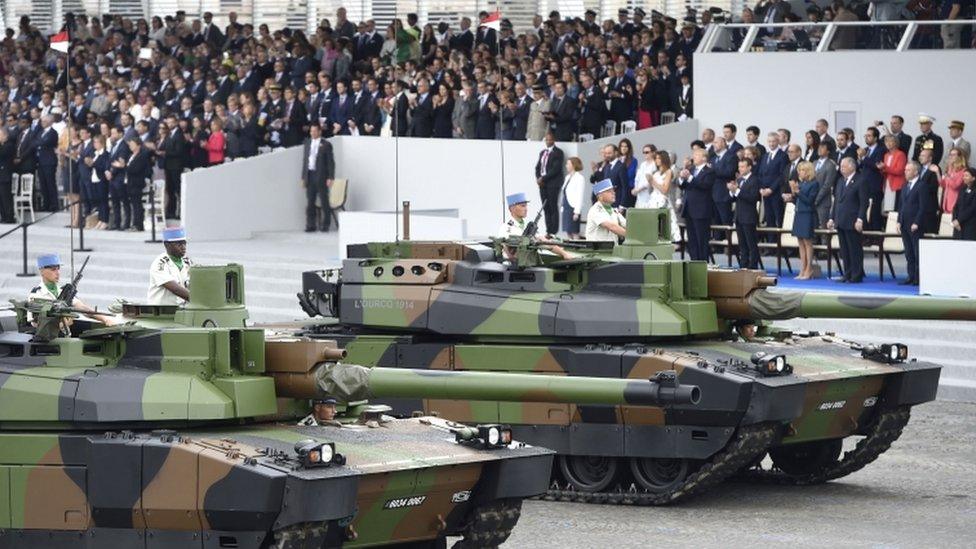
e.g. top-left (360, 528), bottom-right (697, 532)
top-left (757, 132), bottom-right (788, 232)
top-left (880, 134), bottom-right (907, 211)
top-left (815, 119), bottom-right (836, 156)
top-left (745, 126), bottom-right (767, 158)
top-left (723, 124), bottom-right (743, 158)
top-left (511, 84), bottom-right (531, 141)
top-left (124, 137), bottom-right (151, 232)
top-left (899, 161), bottom-right (931, 285)
top-left (577, 72), bottom-right (607, 138)
top-left (912, 113), bottom-right (944, 165)
top-left (35, 115), bottom-right (59, 212)
top-left (389, 81), bottom-right (410, 137)
top-left (814, 143), bottom-right (839, 232)
top-left (474, 81), bottom-right (497, 140)
top-left (710, 136), bottom-right (738, 229)
top-left (88, 135), bottom-right (111, 229)
top-left (952, 168), bottom-right (976, 240)
top-left (302, 125), bottom-right (335, 232)
top-left (409, 79), bottom-right (434, 138)
top-left (917, 148), bottom-right (942, 234)
top-left (449, 17), bottom-right (475, 56)
top-left (75, 127), bottom-right (95, 221)
top-left (0, 127), bottom-right (14, 223)
top-left (834, 130), bottom-right (858, 165)
top-left (475, 12), bottom-right (498, 52)
top-left (878, 115), bottom-right (912, 155)
top-left (678, 148), bottom-right (716, 261)
top-left (606, 62), bottom-right (635, 124)
top-left (534, 133), bottom-right (564, 234)
top-left (673, 73), bottom-right (692, 120)
top-left (545, 82), bottom-right (575, 142)
top-left (857, 127), bottom-right (887, 230)
top-left (728, 158), bottom-right (760, 269)
top-left (158, 114), bottom-right (187, 219)
top-left (452, 81), bottom-right (478, 139)
top-left (526, 84), bottom-right (550, 141)
top-left (105, 127), bottom-right (131, 230)
top-left (828, 157), bottom-right (868, 283)
top-left (784, 161), bottom-right (819, 279)
top-left (237, 104), bottom-right (262, 157)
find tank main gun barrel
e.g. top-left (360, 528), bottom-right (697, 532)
top-left (708, 269), bottom-right (976, 321)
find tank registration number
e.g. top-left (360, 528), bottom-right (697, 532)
top-left (817, 400), bottom-right (847, 411)
top-left (384, 495), bottom-right (427, 510)
top-left (354, 299), bottom-right (415, 309)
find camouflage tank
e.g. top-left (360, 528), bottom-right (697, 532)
top-left (0, 270), bottom-right (697, 548)
top-left (297, 208), bottom-right (976, 505)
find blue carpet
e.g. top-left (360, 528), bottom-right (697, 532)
top-left (766, 270), bottom-right (920, 296)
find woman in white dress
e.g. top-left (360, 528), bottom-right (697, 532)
top-left (649, 151), bottom-right (681, 243)
top-left (561, 156), bottom-right (586, 238)
top-left (632, 144), bottom-right (658, 208)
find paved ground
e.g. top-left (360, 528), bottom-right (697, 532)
top-left (506, 400), bottom-right (976, 549)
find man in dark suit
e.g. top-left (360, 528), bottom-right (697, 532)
top-left (577, 72), bottom-right (606, 138)
top-left (710, 137), bottom-right (738, 229)
top-left (359, 78), bottom-right (384, 136)
top-left (757, 133), bottom-right (788, 231)
top-left (917, 148), bottom-right (942, 234)
top-left (0, 127), bottom-right (15, 223)
top-left (158, 115), bottom-right (187, 220)
top-left (883, 115), bottom-right (912, 155)
top-left (897, 162), bottom-right (928, 285)
top-left (13, 116), bottom-right (37, 177)
top-left (302, 125), bottom-right (335, 232)
top-left (354, 22), bottom-right (384, 61)
top-left (281, 87), bottom-right (308, 146)
top-left (391, 82), bottom-right (410, 138)
top-left (829, 157), bottom-right (868, 283)
top-left (534, 133), bottom-right (564, 233)
top-left (34, 115), bottom-right (59, 212)
top-left (450, 18), bottom-right (475, 55)
top-left (105, 127), bottom-right (132, 230)
top-left (730, 158), bottom-right (760, 269)
top-left (815, 119), bottom-right (837, 157)
top-left (202, 12), bottom-right (225, 49)
top-left (605, 62), bottom-right (635, 124)
top-left (328, 82), bottom-right (353, 137)
top-left (474, 82), bottom-right (497, 140)
top-left (75, 128), bottom-right (95, 218)
top-left (511, 84), bottom-right (531, 141)
top-left (912, 114), bottom-right (944, 165)
top-left (124, 138), bottom-right (151, 231)
top-left (545, 82), bottom-right (575, 142)
top-left (409, 80), bottom-right (434, 138)
top-left (678, 148), bottom-right (716, 261)
top-left (857, 127), bottom-right (887, 230)
top-left (475, 12), bottom-right (498, 51)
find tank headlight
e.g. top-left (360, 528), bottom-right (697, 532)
top-left (476, 424), bottom-right (514, 449)
top-left (862, 343), bottom-right (908, 364)
top-left (294, 439), bottom-right (344, 468)
top-left (750, 352), bottom-right (792, 376)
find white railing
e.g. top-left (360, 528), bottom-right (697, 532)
top-left (697, 20), bottom-right (976, 54)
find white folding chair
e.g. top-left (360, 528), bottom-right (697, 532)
top-left (13, 173), bottom-right (35, 223)
top-left (601, 120), bottom-right (618, 138)
top-left (620, 120), bottom-right (637, 134)
top-left (578, 133), bottom-right (594, 142)
top-left (660, 112), bottom-right (676, 125)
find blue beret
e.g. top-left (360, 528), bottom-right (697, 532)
top-left (313, 397), bottom-right (338, 405)
top-left (506, 192), bottom-right (529, 207)
top-left (162, 227), bottom-right (186, 242)
top-left (592, 179), bottom-right (614, 195)
top-left (37, 253), bottom-right (61, 269)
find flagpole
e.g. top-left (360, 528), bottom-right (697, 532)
top-left (65, 31), bottom-right (74, 278)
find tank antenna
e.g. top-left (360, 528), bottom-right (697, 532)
top-left (394, 90), bottom-right (400, 242)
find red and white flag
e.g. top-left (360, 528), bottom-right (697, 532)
top-left (480, 11), bottom-right (501, 32)
top-left (50, 30), bottom-right (69, 53)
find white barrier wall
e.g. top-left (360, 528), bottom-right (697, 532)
top-left (182, 121), bottom-right (700, 241)
top-left (183, 146), bottom-right (306, 241)
top-left (694, 51), bottom-right (976, 148)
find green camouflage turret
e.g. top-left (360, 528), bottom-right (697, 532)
top-left (0, 276), bottom-right (699, 547)
top-left (297, 207), bottom-right (969, 505)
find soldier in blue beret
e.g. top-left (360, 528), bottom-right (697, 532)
top-left (28, 253), bottom-right (115, 325)
top-left (148, 227), bottom-right (192, 305)
top-left (498, 192), bottom-right (548, 237)
top-left (585, 179), bottom-right (627, 241)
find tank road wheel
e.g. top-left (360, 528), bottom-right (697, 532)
top-left (628, 457), bottom-right (696, 494)
top-left (452, 498), bottom-right (522, 549)
top-left (769, 439), bottom-right (843, 478)
top-left (558, 455), bottom-right (620, 492)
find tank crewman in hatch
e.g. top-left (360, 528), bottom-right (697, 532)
top-left (498, 192), bottom-right (573, 259)
top-left (28, 253), bottom-right (116, 325)
top-left (585, 179), bottom-right (627, 242)
top-left (298, 397), bottom-right (340, 426)
top-left (148, 227), bottom-right (191, 305)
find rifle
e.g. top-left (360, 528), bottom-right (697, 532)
top-left (521, 199), bottom-right (547, 238)
top-left (57, 255), bottom-right (90, 305)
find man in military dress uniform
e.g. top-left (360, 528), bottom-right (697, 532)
top-left (148, 227), bottom-right (191, 305)
top-left (498, 192), bottom-right (547, 237)
top-left (28, 253), bottom-right (114, 324)
top-left (585, 179), bottom-right (627, 242)
top-left (912, 113), bottom-right (944, 165)
top-left (298, 397), bottom-right (340, 426)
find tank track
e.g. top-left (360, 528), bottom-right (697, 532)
top-left (540, 422), bottom-right (779, 506)
top-left (451, 498), bottom-right (523, 549)
top-left (736, 406), bottom-right (911, 485)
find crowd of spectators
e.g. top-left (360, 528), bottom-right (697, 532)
top-left (541, 115), bottom-right (974, 284)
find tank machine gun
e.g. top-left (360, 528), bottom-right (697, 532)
top-left (297, 207), bottom-right (971, 505)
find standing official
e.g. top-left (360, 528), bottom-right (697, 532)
top-left (912, 113), bottom-right (944, 165)
top-left (0, 127), bottom-right (15, 223)
top-left (678, 148), bottom-right (715, 261)
top-left (857, 127), bottom-right (887, 230)
top-left (897, 162), bottom-right (928, 286)
top-left (148, 228), bottom-right (191, 305)
top-left (159, 115), bottom-right (187, 220)
top-left (728, 158), bottom-right (760, 269)
top-left (828, 158), bottom-right (867, 283)
top-left (35, 115), bottom-right (59, 212)
top-left (302, 125), bottom-right (335, 232)
top-left (534, 133), bottom-right (563, 233)
top-left (124, 138), bottom-right (151, 232)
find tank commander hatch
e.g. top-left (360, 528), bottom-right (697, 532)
top-left (148, 227), bottom-right (191, 305)
top-left (298, 396), bottom-right (341, 427)
top-left (498, 192), bottom-right (573, 260)
top-left (28, 253), bottom-right (116, 326)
